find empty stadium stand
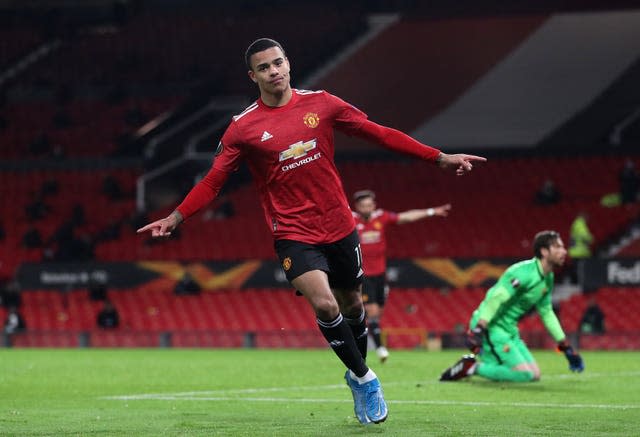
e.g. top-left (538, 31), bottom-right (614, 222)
top-left (112, 155), bottom-right (637, 263)
top-left (1, 156), bottom-right (638, 279)
top-left (0, 97), bottom-right (181, 159)
top-left (0, 168), bottom-right (139, 279)
top-left (2, 3), bottom-right (639, 352)
top-left (3, 285), bottom-right (639, 349)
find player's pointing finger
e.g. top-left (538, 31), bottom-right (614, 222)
top-left (466, 154), bottom-right (487, 163)
top-left (137, 224), bottom-right (152, 233)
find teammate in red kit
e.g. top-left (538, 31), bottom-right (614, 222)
top-left (137, 38), bottom-right (486, 425)
top-left (352, 190), bottom-right (451, 363)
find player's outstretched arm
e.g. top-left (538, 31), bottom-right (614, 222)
top-left (397, 204), bottom-right (451, 224)
top-left (352, 120), bottom-right (487, 172)
top-left (137, 210), bottom-right (183, 238)
top-left (428, 203), bottom-right (451, 217)
top-left (437, 153), bottom-right (487, 176)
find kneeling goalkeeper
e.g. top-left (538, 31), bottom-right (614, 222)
top-left (440, 230), bottom-right (584, 382)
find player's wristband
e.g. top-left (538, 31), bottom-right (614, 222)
top-left (426, 208), bottom-right (435, 217)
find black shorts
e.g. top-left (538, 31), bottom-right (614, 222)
top-left (274, 229), bottom-right (364, 290)
top-left (362, 274), bottom-right (389, 307)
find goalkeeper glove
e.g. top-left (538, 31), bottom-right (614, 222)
top-left (557, 340), bottom-right (584, 372)
top-left (465, 325), bottom-right (485, 354)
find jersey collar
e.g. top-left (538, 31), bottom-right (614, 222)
top-left (534, 257), bottom-right (547, 279)
top-left (257, 88), bottom-right (298, 111)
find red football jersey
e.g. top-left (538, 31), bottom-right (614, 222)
top-left (353, 209), bottom-right (398, 276)
top-left (214, 89), bottom-right (363, 244)
top-left (176, 89), bottom-right (440, 245)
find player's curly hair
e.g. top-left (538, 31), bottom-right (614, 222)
top-left (245, 38), bottom-right (286, 70)
top-left (533, 230), bottom-right (560, 258)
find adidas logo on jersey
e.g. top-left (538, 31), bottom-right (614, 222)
top-left (261, 131), bottom-right (273, 142)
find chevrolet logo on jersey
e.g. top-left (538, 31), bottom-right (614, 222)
top-left (361, 230), bottom-right (381, 244)
top-left (279, 139), bottom-right (317, 162)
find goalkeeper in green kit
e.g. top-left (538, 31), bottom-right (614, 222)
top-left (440, 230), bottom-right (584, 382)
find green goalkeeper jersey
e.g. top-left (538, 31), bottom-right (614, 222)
top-left (470, 258), bottom-right (565, 341)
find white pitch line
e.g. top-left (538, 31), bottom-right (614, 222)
top-left (102, 384), bottom-right (347, 400)
top-left (545, 371), bottom-right (640, 379)
top-left (102, 370), bottom-right (640, 400)
top-left (400, 400), bottom-right (640, 410)
top-left (102, 395), bottom-right (639, 410)
top-left (101, 370), bottom-right (640, 411)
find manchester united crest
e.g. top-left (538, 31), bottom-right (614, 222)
top-left (303, 112), bottom-right (320, 128)
top-left (282, 257), bottom-right (292, 271)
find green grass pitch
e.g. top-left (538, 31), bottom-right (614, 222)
top-left (1, 349), bottom-right (638, 436)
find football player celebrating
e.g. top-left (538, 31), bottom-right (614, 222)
top-left (440, 230), bottom-right (584, 382)
top-left (138, 38), bottom-right (486, 425)
top-left (352, 189), bottom-right (451, 363)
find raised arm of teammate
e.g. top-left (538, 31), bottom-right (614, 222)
top-left (397, 204), bottom-right (451, 224)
